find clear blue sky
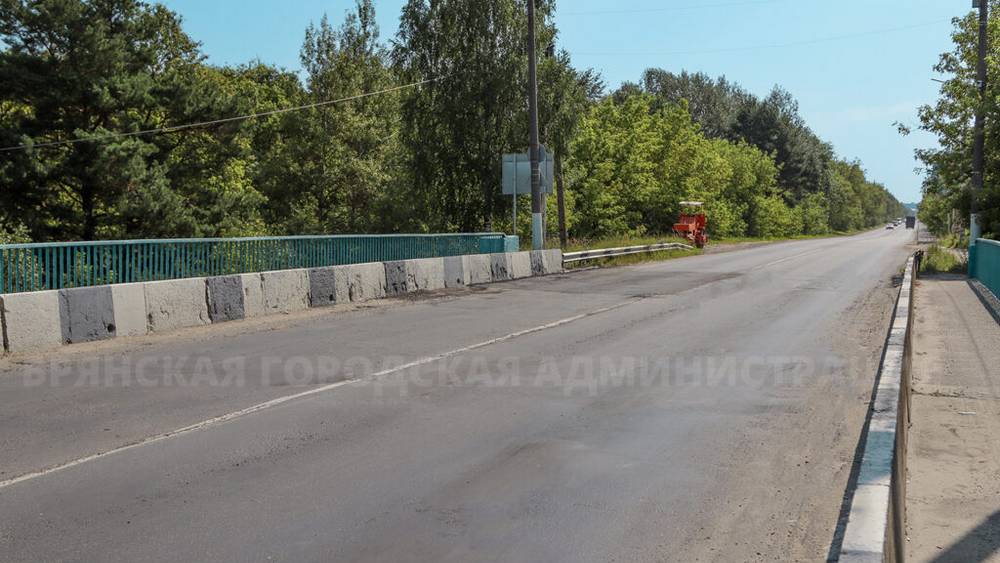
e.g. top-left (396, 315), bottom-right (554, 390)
top-left (160, 0), bottom-right (965, 204)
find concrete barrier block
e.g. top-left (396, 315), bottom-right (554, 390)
top-left (531, 249), bottom-right (563, 275)
top-left (262, 269), bottom-right (309, 314)
top-left (239, 273), bottom-right (265, 318)
top-left (490, 253), bottom-right (512, 282)
top-left (466, 254), bottom-right (493, 285)
top-left (111, 283), bottom-right (147, 337)
top-left (59, 286), bottom-right (116, 343)
top-left (444, 256), bottom-right (469, 288)
top-left (206, 275), bottom-right (245, 322)
top-left (144, 278), bottom-right (210, 333)
top-left (308, 267), bottom-right (342, 307)
top-left (337, 262), bottom-right (387, 302)
top-left (385, 258), bottom-right (445, 295)
top-left (0, 289), bottom-right (63, 353)
top-left (509, 251), bottom-right (533, 279)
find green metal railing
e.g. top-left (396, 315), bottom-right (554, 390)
top-left (0, 233), bottom-right (509, 294)
top-left (969, 238), bottom-right (1000, 298)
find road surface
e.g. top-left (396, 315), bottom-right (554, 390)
top-left (0, 228), bottom-right (914, 562)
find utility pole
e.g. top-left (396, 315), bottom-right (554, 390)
top-left (556, 152), bottom-right (568, 247)
top-left (527, 0), bottom-right (543, 250)
top-left (971, 0), bottom-right (988, 245)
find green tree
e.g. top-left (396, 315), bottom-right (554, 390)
top-left (0, 0), bottom-right (210, 240)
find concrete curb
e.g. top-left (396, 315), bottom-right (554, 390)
top-left (836, 256), bottom-right (915, 562)
top-left (0, 251), bottom-right (564, 355)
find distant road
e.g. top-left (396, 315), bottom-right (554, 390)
top-left (0, 228), bottom-right (914, 562)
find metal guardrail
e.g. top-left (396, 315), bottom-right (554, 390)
top-left (562, 242), bottom-right (694, 263)
top-left (0, 233), bottom-right (509, 294)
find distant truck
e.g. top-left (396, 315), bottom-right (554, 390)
top-left (905, 216), bottom-right (916, 229)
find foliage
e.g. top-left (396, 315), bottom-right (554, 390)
top-left (911, 3), bottom-right (1000, 238)
top-left (920, 244), bottom-right (967, 274)
top-left (0, 0), bottom-right (907, 246)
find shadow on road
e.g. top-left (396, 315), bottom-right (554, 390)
top-left (931, 510), bottom-right (1000, 563)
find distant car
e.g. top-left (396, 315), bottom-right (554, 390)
top-left (886, 224), bottom-right (895, 229)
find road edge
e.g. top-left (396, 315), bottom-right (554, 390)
top-left (833, 254), bottom-right (916, 562)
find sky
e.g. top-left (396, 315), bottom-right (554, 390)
top-left (160, 0), bottom-right (966, 204)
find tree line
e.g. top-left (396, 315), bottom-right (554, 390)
top-left (0, 0), bottom-right (906, 245)
top-left (910, 1), bottom-right (1000, 239)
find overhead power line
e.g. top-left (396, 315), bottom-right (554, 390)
top-left (0, 77), bottom-right (440, 153)
top-left (562, 0), bottom-right (785, 16)
top-left (570, 19), bottom-right (952, 56)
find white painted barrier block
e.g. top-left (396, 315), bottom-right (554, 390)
top-left (465, 254), bottom-right (493, 285)
top-left (111, 283), bottom-right (148, 337)
top-left (0, 289), bottom-right (62, 353)
top-left (144, 278), bottom-right (210, 333)
top-left (240, 273), bottom-right (265, 318)
top-left (335, 262), bottom-right (387, 302)
top-left (444, 256), bottom-right (469, 288)
top-left (385, 258), bottom-right (445, 295)
top-left (261, 269), bottom-right (309, 314)
top-left (509, 251), bottom-right (533, 279)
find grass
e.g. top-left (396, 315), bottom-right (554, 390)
top-left (920, 244), bottom-right (967, 275)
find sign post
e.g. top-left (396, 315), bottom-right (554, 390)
top-left (502, 147), bottom-right (554, 236)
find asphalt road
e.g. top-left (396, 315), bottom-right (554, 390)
top-left (0, 227), bottom-right (915, 562)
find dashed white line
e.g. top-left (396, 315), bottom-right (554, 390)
top-left (0, 298), bottom-right (638, 491)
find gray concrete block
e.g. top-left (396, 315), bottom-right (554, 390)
top-left (444, 256), bottom-right (469, 288)
top-left (261, 269), bottom-right (309, 314)
top-left (466, 254), bottom-right (493, 285)
top-left (206, 275), bottom-right (245, 322)
top-left (111, 283), bottom-right (147, 338)
top-left (144, 278), bottom-right (210, 333)
top-left (309, 267), bottom-right (342, 307)
top-left (384, 261), bottom-right (408, 295)
top-left (490, 253), bottom-right (512, 282)
top-left (240, 273), bottom-right (265, 318)
top-left (0, 289), bottom-right (63, 353)
top-left (385, 258), bottom-right (446, 295)
top-left (509, 251), bottom-right (533, 279)
top-left (531, 249), bottom-right (563, 275)
top-left (59, 286), bottom-right (116, 343)
top-left (335, 262), bottom-right (387, 302)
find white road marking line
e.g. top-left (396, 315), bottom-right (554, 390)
top-left (0, 298), bottom-right (639, 491)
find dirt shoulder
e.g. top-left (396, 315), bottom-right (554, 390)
top-left (907, 275), bottom-right (1000, 562)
